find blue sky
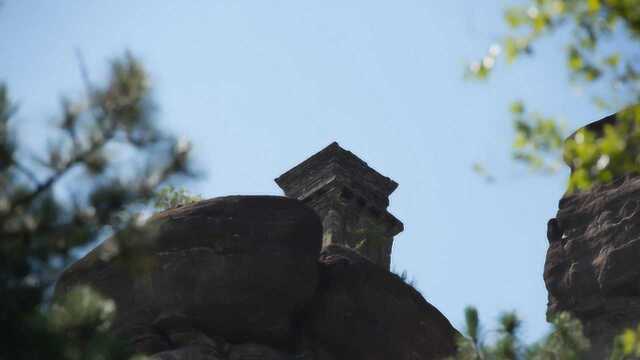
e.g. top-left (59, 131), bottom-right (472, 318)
top-left (0, 1), bottom-right (612, 342)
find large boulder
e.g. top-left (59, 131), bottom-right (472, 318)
top-left (54, 196), bottom-right (323, 354)
top-left (304, 245), bottom-right (459, 360)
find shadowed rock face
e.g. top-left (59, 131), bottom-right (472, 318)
top-left (55, 196), bottom-right (457, 359)
top-left (55, 196), bottom-right (323, 354)
top-left (306, 245), bottom-right (459, 360)
top-left (545, 175), bottom-right (640, 358)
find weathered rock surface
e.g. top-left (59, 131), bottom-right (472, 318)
top-left (55, 196), bottom-right (323, 354)
top-left (545, 173), bottom-right (640, 358)
top-left (149, 336), bottom-right (293, 360)
top-left (55, 195), bottom-right (458, 359)
top-left (305, 245), bottom-right (459, 360)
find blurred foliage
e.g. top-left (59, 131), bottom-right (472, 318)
top-left (0, 52), bottom-right (193, 359)
top-left (472, 162), bottom-right (497, 183)
top-left (154, 185), bottom-right (202, 210)
top-left (452, 307), bottom-right (640, 359)
top-left (469, 0), bottom-right (640, 192)
top-left (450, 307), bottom-right (590, 360)
top-left (47, 286), bottom-right (133, 360)
top-left (510, 101), bottom-right (566, 174)
top-left (563, 105), bottom-right (640, 191)
top-left (611, 324), bottom-right (640, 359)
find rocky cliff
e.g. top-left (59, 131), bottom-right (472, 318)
top-left (545, 113), bottom-right (640, 358)
top-left (55, 196), bottom-right (458, 360)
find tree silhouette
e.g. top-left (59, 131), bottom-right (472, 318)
top-left (0, 52), bottom-right (194, 359)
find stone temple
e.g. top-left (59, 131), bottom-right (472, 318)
top-left (276, 142), bottom-right (403, 269)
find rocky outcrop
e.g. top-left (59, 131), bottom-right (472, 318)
top-left (544, 113), bottom-right (640, 358)
top-left (55, 196), bottom-right (323, 355)
top-left (306, 245), bottom-right (459, 360)
top-left (55, 196), bottom-right (458, 359)
top-left (545, 175), bottom-right (640, 358)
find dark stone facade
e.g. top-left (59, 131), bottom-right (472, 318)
top-left (276, 142), bottom-right (403, 269)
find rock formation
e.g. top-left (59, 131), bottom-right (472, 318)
top-left (54, 145), bottom-right (458, 359)
top-left (308, 245), bottom-right (458, 360)
top-left (544, 113), bottom-right (640, 358)
top-left (55, 196), bottom-right (322, 355)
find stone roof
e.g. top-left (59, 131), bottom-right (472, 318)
top-left (275, 142), bottom-right (398, 208)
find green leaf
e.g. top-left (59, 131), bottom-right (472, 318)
top-left (604, 53), bottom-right (620, 67)
top-left (510, 101), bottom-right (525, 115)
top-left (622, 329), bottom-right (636, 355)
top-left (464, 306), bottom-right (480, 344)
top-left (505, 7), bottom-right (526, 28)
top-left (568, 47), bottom-right (584, 71)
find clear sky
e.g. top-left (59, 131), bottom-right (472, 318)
top-left (0, 0), bottom-right (612, 342)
